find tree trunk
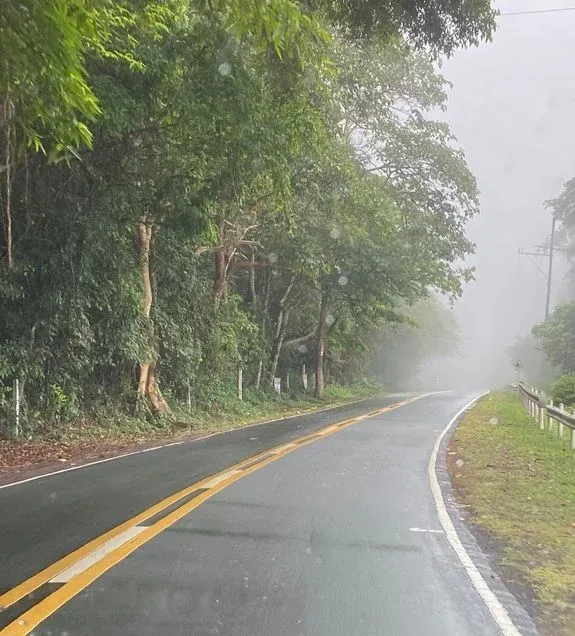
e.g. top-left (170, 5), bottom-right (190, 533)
top-left (282, 369), bottom-right (290, 393)
top-left (136, 217), bottom-right (169, 414)
top-left (249, 250), bottom-right (257, 305)
top-left (269, 308), bottom-right (289, 384)
top-left (213, 249), bottom-right (227, 303)
top-left (315, 291), bottom-right (329, 398)
top-left (266, 278), bottom-right (295, 386)
top-left (301, 363), bottom-right (307, 391)
top-left (2, 95), bottom-right (14, 269)
top-left (255, 360), bottom-right (263, 390)
top-left (254, 270), bottom-right (269, 390)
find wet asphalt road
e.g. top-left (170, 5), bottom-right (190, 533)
top-left (0, 395), bottom-right (399, 593)
top-left (2, 392), bottom-right (503, 635)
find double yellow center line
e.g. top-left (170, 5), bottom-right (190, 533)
top-left (0, 394), bottom-right (424, 635)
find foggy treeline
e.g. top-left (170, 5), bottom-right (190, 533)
top-left (418, 1), bottom-right (575, 392)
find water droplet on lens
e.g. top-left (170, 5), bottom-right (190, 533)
top-left (218, 62), bottom-right (232, 76)
top-left (330, 228), bottom-right (340, 240)
top-left (325, 314), bottom-right (335, 326)
top-left (337, 276), bottom-right (348, 286)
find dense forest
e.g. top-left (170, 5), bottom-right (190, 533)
top-left (0, 1), bottom-right (495, 437)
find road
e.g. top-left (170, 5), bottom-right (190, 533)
top-left (0, 392), bottom-right (505, 635)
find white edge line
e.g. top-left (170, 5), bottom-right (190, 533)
top-left (0, 396), bottom-right (379, 491)
top-left (429, 391), bottom-right (523, 636)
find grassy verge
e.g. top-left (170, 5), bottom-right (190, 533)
top-left (449, 391), bottom-right (575, 636)
top-left (0, 381), bottom-right (383, 476)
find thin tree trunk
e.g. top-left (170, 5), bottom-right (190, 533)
top-left (267, 278), bottom-right (295, 386)
top-left (269, 308), bottom-right (289, 383)
top-left (137, 217), bottom-right (169, 413)
top-left (301, 363), bottom-right (307, 391)
top-left (2, 94), bottom-right (14, 269)
top-left (213, 249), bottom-right (227, 303)
top-left (255, 273), bottom-right (271, 389)
top-left (249, 250), bottom-right (257, 305)
top-left (315, 291), bottom-right (329, 398)
top-left (255, 360), bottom-right (263, 389)
top-left (237, 367), bottom-right (243, 400)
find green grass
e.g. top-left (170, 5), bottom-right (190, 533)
top-left (450, 391), bottom-right (575, 636)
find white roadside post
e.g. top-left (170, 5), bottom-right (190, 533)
top-left (13, 378), bottom-right (21, 437)
top-left (237, 368), bottom-right (243, 401)
top-left (539, 397), bottom-right (546, 430)
top-left (559, 403), bottom-right (565, 438)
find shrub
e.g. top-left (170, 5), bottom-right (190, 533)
top-left (551, 374), bottom-right (575, 407)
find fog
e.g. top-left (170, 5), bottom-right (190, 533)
top-left (419, 0), bottom-right (575, 389)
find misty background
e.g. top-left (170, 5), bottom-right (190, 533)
top-left (417, 0), bottom-right (575, 389)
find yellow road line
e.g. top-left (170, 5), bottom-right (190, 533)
top-left (0, 393), bottom-right (427, 635)
top-left (0, 449), bottom-right (270, 610)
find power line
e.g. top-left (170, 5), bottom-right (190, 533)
top-left (500, 7), bottom-right (575, 16)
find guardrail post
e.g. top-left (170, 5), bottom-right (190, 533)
top-left (571, 411), bottom-right (575, 450)
top-left (539, 400), bottom-right (546, 430)
top-left (559, 403), bottom-right (565, 438)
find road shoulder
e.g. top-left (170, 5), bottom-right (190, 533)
top-left (436, 393), bottom-right (539, 636)
top-left (447, 391), bottom-right (575, 636)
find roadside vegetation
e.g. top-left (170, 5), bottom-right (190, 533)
top-left (0, 380), bottom-right (380, 479)
top-left (449, 391), bottom-right (575, 636)
top-left (0, 1), bottom-right (495, 444)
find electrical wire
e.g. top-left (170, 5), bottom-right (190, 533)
top-left (500, 7), bottom-right (575, 16)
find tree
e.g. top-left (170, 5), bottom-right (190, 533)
top-left (309, 0), bottom-right (496, 55)
top-left (532, 302), bottom-right (575, 374)
top-left (545, 178), bottom-right (575, 297)
top-left (249, 38), bottom-right (478, 397)
top-left (0, 0), bottom-right (182, 270)
top-left (0, 0), bottom-right (491, 434)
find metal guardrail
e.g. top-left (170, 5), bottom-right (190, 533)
top-left (517, 382), bottom-right (575, 450)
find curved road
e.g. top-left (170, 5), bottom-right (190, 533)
top-left (0, 392), bottom-right (504, 635)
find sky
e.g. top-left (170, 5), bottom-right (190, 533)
top-left (424, 0), bottom-right (575, 387)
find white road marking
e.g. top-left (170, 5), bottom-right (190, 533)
top-left (50, 526), bottom-right (147, 583)
top-left (203, 470), bottom-right (242, 488)
top-left (429, 392), bottom-right (523, 636)
top-left (409, 527), bottom-right (444, 534)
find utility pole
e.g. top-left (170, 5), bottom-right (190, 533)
top-left (518, 216), bottom-right (562, 321)
top-left (544, 216), bottom-right (556, 321)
